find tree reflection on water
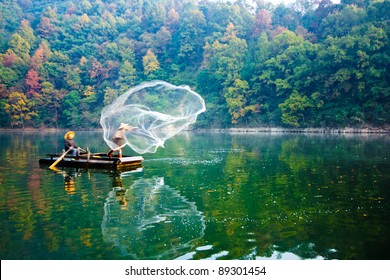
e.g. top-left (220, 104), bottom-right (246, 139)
top-left (0, 131), bottom-right (389, 259)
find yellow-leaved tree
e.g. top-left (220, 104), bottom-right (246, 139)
top-left (4, 92), bottom-right (37, 128)
top-left (142, 49), bottom-right (160, 80)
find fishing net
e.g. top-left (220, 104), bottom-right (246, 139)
top-left (100, 81), bottom-right (206, 154)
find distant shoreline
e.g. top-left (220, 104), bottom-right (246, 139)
top-left (1, 126), bottom-right (389, 134)
top-left (197, 126), bottom-right (390, 134)
top-left (0, 128), bottom-right (103, 132)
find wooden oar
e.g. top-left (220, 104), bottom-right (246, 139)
top-left (49, 148), bottom-right (72, 169)
top-left (87, 147), bottom-right (90, 162)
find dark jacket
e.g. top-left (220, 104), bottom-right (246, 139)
top-left (64, 139), bottom-right (77, 150)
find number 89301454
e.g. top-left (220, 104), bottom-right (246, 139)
top-left (218, 266), bottom-right (266, 276)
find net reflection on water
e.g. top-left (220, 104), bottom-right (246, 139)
top-left (101, 176), bottom-right (206, 259)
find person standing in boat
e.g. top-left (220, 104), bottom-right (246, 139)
top-left (64, 131), bottom-right (80, 156)
top-left (107, 123), bottom-right (136, 158)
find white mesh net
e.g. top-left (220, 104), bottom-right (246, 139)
top-left (100, 81), bottom-right (206, 154)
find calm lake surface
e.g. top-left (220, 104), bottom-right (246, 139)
top-left (0, 131), bottom-right (389, 260)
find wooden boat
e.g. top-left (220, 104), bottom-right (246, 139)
top-left (39, 152), bottom-right (144, 170)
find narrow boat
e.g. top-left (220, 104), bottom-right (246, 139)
top-left (39, 152), bottom-right (144, 170)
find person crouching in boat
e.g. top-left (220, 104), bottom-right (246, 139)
top-left (64, 131), bottom-right (80, 156)
top-left (107, 123), bottom-right (136, 158)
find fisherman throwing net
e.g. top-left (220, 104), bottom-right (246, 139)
top-left (100, 81), bottom-right (206, 155)
top-left (107, 123), bottom-right (135, 158)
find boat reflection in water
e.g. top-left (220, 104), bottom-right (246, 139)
top-left (101, 177), bottom-right (206, 259)
top-left (42, 165), bottom-right (205, 259)
top-left (47, 164), bottom-right (143, 195)
top-left (63, 169), bottom-right (80, 195)
top-left (48, 167), bottom-right (83, 194)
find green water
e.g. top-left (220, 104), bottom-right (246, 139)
top-left (0, 131), bottom-right (389, 260)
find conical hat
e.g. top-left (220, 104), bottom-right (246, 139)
top-left (118, 123), bottom-right (130, 130)
top-left (64, 131), bottom-right (75, 140)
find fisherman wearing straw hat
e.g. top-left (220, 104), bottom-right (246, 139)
top-left (64, 131), bottom-right (80, 156)
top-left (107, 123), bottom-right (135, 158)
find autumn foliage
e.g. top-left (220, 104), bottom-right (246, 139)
top-left (0, 0), bottom-right (389, 128)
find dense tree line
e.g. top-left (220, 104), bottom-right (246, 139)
top-left (0, 0), bottom-right (389, 129)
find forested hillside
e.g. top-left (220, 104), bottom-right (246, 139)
top-left (0, 0), bottom-right (389, 129)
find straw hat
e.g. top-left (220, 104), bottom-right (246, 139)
top-left (118, 123), bottom-right (131, 130)
top-left (64, 131), bottom-right (75, 140)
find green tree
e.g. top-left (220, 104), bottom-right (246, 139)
top-left (201, 22), bottom-right (250, 126)
top-left (176, 8), bottom-right (206, 67)
top-left (367, 0), bottom-right (390, 23)
top-left (204, 23), bottom-right (248, 87)
top-left (33, 81), bottom-right (55, 126)
top-left (47, 89), bottom-right (66, 128)
top-left (62, 90), bottom-right (81, 128)
top-left (251, 30), bottom-right (318, 125)
top-left (0, 0), bottom-right (23, 51)
top-left (8, 33), bottom-right (30, 61)
top-left (225, 79), bottom-right (259, 124)
top-left (141, 0), bottom-right (166, 33)
top-left (279, 91), bottom-right (315, 127)
top-left (302, 0), bottom-right (336, 36)
top-left (155, 26), bottom-right (173, 65)
top-left (66, 66), bottom-right (82, 90)
top-left (0, 58), bottom-right (18, 87)
top-left (116, 60), bottom-right (137, 92)
top-left (17, 19), bottom-right (36, 49)
top-left (116, 38), bottom-right (136, 62)
top-left (103, 87), bottom-right (118, 106)
top-left (0, 97), bottom-right (9, 127)
top-left (318, 4), bottom-right (367, 39)
top-left (340, 0), bottom-right (369, 8)
top-left (272, 3), bottom-right (301, 31)
top-left (315, 22), bottom-right (389, 126)
top-left (166, 8), bottom-right (180, 33)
